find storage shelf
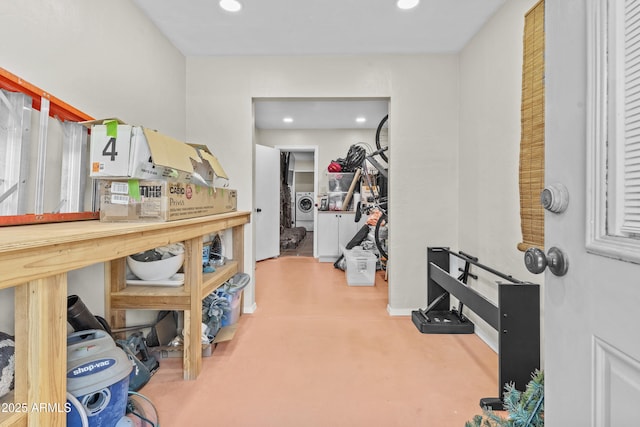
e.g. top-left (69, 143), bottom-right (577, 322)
top-left (202, 261), bottom-right (237, 298)
top-left (109, 260), bottom-right (239, 310)
top-left (110, 290), bottom-right (191, 310)
top-left (105, 214), bottom-right (249, 382)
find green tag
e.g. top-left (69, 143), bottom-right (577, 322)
top-left (104, 120), bottom-right (118, 138)
top-left (128, 179), bottom-right (141, 201)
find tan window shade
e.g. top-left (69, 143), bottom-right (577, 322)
top-left (518, 0), bottom-right (545, 252)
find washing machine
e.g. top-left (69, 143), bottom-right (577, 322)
top-left (295, 192), bottom-right (315, 231)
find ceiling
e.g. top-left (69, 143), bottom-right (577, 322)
top-left (132, 0), bottom-right (506, 129)
top-left (254, 99), bottom-right (389, 129)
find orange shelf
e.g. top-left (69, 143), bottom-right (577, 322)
top-left (0, 67), bottom-right (93, 122)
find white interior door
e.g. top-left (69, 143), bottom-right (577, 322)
top-left (544, 1), bottom-right (640, 425)
top-left (255, 144), bottom-right (280, 261)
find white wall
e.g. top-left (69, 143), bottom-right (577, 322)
top-left (256, 128), bottom-right (376, 193)
top-left (0, 0), bottom-right (186, 333)
top-left (186, 55), bottom-right (460, 313)
top-left (458, 0), bottom-right (543, 349)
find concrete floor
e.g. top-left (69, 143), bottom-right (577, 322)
top-left (141, 256), bottom-right (498, 426)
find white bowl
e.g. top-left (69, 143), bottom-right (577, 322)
top-left (127, 252), bottom-right (185, 281)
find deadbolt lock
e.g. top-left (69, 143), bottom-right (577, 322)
top-left (541, 183), bottom-right (569, 213)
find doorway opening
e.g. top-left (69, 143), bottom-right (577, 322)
top-left (279, 148), bottom-right (317, 257)
top-left (253, 97), bottom-right (389, 262)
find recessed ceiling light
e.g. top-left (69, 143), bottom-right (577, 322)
top-left (356, 117), bottom-right (367, 123)
top-left (219, 0), bottom-right (242, 12)
top-left (397, 0), bottom-right (419, 10)
top-left (283, 117), bottom-right (293, 123)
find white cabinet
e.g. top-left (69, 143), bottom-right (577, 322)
top-left (317, 212), bottom-right (364, 262)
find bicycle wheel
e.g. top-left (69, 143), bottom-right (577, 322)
top-left (374, 212), bottom-right (388, 260)
top-left (375, 114), bottom-right (388, 163)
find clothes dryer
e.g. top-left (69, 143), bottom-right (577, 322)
top-left (295, 192), bottom-right (314, 231)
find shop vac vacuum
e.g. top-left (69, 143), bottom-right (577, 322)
top-left (67, 295), bottom-right (159, 391)
top-left (66, 329), bottom-right (132, 427)
top-left (66, 295), bottom-right (160, 426)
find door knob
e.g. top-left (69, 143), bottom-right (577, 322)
top-left (524, 247), bottom-right (569, 276)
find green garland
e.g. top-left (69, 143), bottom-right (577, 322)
top-left (466, 370), bottom-right (544, 427)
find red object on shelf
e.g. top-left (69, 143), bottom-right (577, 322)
top-left (328, 161), bottom-right (342, 172)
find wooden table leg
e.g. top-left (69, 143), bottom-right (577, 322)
top-left (183, 237), bottom-right (202, 380)
top-left (14, 274), bottom-right (68, 427)
top-left (105, 259), bottom-right (127, 338)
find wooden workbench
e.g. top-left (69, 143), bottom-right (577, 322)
top-left (0, 211), bottom-right (250, 426)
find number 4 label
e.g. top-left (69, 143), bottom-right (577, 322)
top-left (102, 137), bottom-right (118, 161)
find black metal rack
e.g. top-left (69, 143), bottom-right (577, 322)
top-left (412, 247), bottom-right (540, 410)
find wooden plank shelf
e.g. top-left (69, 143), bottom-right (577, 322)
top-left (202, 261), bottom-right (238, 298)
top-left (110, 291), bottom-right (191, 311)
top-left (109, 260), bottom-right (238, 310)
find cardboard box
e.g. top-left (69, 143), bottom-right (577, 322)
top-left (361, 185), bottom-right (379, 203)
top-left (99, 179), bottom-right (237, 222)
top-left (84, 119), bottom-right (228, 187)
top-left (149, 324), bottom-right (238, 359)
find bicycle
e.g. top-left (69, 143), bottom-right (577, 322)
top-left (360, 152), bottom-right (388, 261)
top-left (375, 114), bottom-right (388, 163)
top-left (331, 115), bottom-right (389, 267)
top-left (357, 114), bottom-right (389, 262)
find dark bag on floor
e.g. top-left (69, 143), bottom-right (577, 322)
top-left (146, 310), bottom-right (179, 347)
top-left (116, 333), bottom-right (159, 392)
top-left (334, 224), bottom-right (370, 270)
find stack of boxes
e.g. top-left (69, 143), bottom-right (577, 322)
top-left (85, 119), bottom-right (236, 222)
top-left (327, 172), bottom-right (356, 211)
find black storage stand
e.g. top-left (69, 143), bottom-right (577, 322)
top-left (412, 247), bottom-right (540, 411)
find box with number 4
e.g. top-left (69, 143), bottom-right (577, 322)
top-left (84, 118), bottom-right (228, 188)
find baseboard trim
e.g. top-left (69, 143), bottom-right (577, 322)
top-left (474, 326), bottom-right (498, 353)
top-left (243, 302), bottom-right (257, 314)
top-left (386, 305), bottom-right (414, 316)
top-left (387, 304), bottom-right (498, 354)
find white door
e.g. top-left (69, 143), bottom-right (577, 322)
top-left (255, 144), bottom-right (280, 261)
top-left (543, 1), bottom-right (640, 425)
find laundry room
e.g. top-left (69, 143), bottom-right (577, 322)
top-left (290, 152), bottom-right (315, 230)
